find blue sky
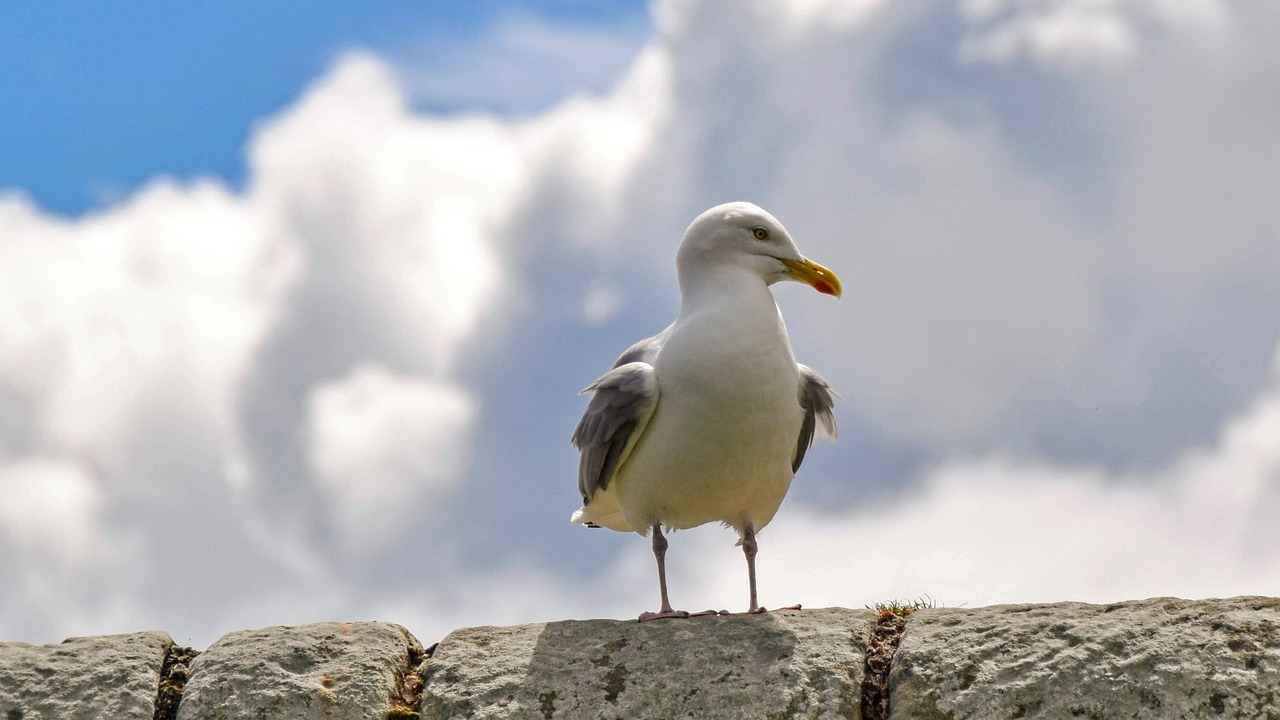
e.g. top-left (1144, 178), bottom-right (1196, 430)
top-left (3, 0), bottom-right (1279, 648)
top-left (0, 1), bottom-right (648, 215)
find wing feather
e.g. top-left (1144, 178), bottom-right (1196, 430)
top-left (793, 364), bottom-right (838, 473)
top-left (571, 361), bottom-right (659, 504)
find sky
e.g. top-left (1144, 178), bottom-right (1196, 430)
top-left (2, 0), bottom-right (1279, 649)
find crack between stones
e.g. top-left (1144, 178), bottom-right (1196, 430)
top-left (860, 611), bottom-right (910, 720)
top-left (152, 641), bottom-right (199, 720)
top-left (385, 635), bottom-right (434, 720)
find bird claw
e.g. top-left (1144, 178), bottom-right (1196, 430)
top-left (639, 609), bottom-right (690, 622)
top-left (722, 603), bottom-right (802, 616)
top-left (688, 609), bottom-right (719, 618)
top-left (753, 604), bottom-right (803, 614)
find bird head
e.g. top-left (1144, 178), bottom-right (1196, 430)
top-left (676, 202), bottom-right (842, 298)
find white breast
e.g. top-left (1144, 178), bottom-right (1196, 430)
top-left (613, 283), bottom-right (803, 533)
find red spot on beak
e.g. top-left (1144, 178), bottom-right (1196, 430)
top-left (814, 279), bottom-right (837, 296)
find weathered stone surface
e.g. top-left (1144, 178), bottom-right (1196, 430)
top-left (6, 596), bottom-right (1279, 719)
top-left (421, 607), bottom-right (873, 719)
top-left (0, 630), bottom-right (172, 720)
top-left (889, 596), bottom-right (1280, 719)
top-left (177, 621), bottom-right (423, 720)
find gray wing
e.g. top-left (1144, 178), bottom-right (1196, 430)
top-left (611, 332), bottom-right (664, 368)
top-left (571, 360), bottom-right (659, 505)
top-left (793, 364), bottom-right (838, 473)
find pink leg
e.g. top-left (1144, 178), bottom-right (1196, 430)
top-left (736, 527), bottom-right (801, 615)
top-left (640, 525), bottom-right (689, 621)
top-left (742, 526), bottom-right (766, 614)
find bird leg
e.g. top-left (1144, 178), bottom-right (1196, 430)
top-left (640, 524), bottom-right (690, 621)
top-left (738, 526), bottom-right (802, 615)
top-left (742, 526), bottom-right (766, 614)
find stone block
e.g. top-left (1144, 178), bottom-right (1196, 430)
top-left (0, 630), bottom-right (172, 720)
top-left (177, 621), bottom-right (423, 720)
top-left (889, 596), bottom-right (1280, 719)
top-left (421, 607), bottom-right (873, 719)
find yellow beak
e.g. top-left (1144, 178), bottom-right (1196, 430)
top-left (782, 257), bottom-right (842, 298)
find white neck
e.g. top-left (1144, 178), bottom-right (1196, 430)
top-left (677, 263), bottom-right (775, 320)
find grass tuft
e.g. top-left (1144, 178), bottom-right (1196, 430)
top-left (868, 595), bottom-right (938, 619)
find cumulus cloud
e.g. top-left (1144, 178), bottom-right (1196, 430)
top-left (0, 459), bottom-right (101, 564)
top-left (387, 339), bottom-right (1280, 630)
top-left (0, 27), bottom-right (671, 644)
top-left (0, 180), bottom-right (292, 459)
top-left (3, 0), bottom-right (1280, 648)
top-left (394, 11), bottom-right (651, 115)
top-left (307, 364), bottom-right (476, 558)
top-left (497, 0), bottom-right (1280, 619)
top-left (619, 342), bottom-right (1280, 616)
top-left (959, 0), bottom-right (1227, 68)
top-left (248, 55), bottom-right (517, 372)
top-left (625, 0), bottom-right (1280, 466)
top-left (0, 53), bottom-right (527, 643)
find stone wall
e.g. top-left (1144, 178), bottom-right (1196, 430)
top-left (2, 596), bottom-right (1277, 719)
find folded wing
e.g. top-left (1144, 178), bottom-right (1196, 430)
top-left (793, 364), bottom-right (838, 473)
top-left (572, 361), bottom-right (660, 505)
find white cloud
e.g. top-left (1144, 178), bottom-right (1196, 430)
top-left (961, 0), bottom-right (1136, 66)
top-left (619, 0), bottom-right (1280, 461)
top-left (308, 365), bottom-right (475, 557)
top-left (781, 0), bottom-right (889, 30)
top-left (4, 0), bottom-right (1280, 650)
top-left (601, 344), bottom-right (1280, 615)
top-left (0, 181), bottom-right (295, 460)
top-left (813, 116), bottom-right (1099, 442)
top-left (0, 39), bottom-right (674, 644)
top-left (583, 285), bottom-right (624, 324)
top-left (249, 54), bottom-right (519, 373)
top-left (395, 12), bottom-right (651, 116)
top-left (959, 0), bottom-right (1227, 69)
top-left (380, 339), bottom-right (1280, 625)
top-left (0, 52), bottom-right (528, 642)
top-left (0, 458), bottom-right (101, 564)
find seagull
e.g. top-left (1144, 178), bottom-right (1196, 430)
top-left (571, 202), bottom-right (840, 621)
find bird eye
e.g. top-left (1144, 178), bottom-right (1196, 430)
top-left (752, 227), bottom-right (769, 240)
